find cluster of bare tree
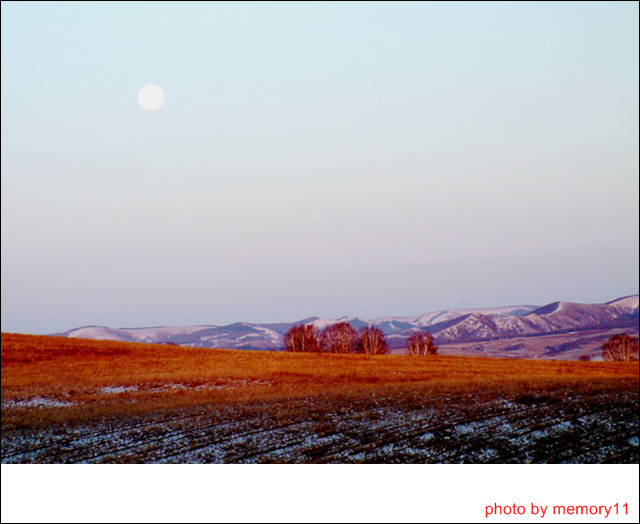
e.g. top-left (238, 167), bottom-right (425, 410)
top-left (283, 322), bottom-right (438, 356)
top-left (601, 334), bottom-right (639, 362)
top-left (406, 331), bottom-right (438, 355)
top-left (284, 327), bottom-right (639, 361)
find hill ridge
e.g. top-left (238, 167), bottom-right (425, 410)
top-left (50, 295), bottom-right (639, 358)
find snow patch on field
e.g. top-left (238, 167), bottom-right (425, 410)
top-left (101, 386), bottom-right (140, 394)
top-left (2, 380), bottom-right (274, 411)
top-left (98, 380), bottom-right (274, 396)
top-left (2, 396), bottom-right (75, 409)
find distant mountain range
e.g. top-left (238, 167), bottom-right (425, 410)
top-left (53, 295), bottom-right (638, 359)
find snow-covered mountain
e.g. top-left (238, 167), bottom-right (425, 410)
top-left (430, 298), bottom-right (638, 342)
top-left (60, 323), bottom-right (284, 350)
top-left (53, 295), bottom-right (638, 353)
top-left (606, 294), bottom-right (640, 314)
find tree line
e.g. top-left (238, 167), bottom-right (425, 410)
top-left (283, 322), bottom-right (438, 355)
top-left (283, 323), bottom-right (638, 361)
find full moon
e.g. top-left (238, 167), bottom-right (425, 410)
top-left (137, 84), bottom-right (165, 111)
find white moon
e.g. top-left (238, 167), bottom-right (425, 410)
top-left (137, 84), bottom-right (165, 111)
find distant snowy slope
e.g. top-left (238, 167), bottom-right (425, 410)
top-left (431, 296), bottom-right (639, 342)
top-left (606, 295), bottom-right (640, 314)
top-left (119, 325), bottom-right (216, 343)
top-left (62, 326), bottom-right (134, 342)
top-left (59, 325), bottom-right (216, 344)
top-left (375, 305), bottom-right (538, 328)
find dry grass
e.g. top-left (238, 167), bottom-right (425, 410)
top-left (2, 332), bottom-right (637, 428)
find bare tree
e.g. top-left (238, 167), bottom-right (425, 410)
top-left (283, 324), bottom-right (320, 353)
top-left (320, 322), bottom-right (359, 354)
top-left (601, 334), bottom-right (639, 362)
top-left (355, 326), bottom-right (389, 355)
top-left (406, 331), bottom-right (438, 356)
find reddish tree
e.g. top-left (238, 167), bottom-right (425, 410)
top-left (601, 334), bottom-right (639, 362)
top-left (283, 324), bottom-right (320, 353)
top-left (406, 331), bottom-right (438, 356)
top-left (355, 326), bottom-right (389, 355)
top-left (320, 322), bottom-right (359, 354)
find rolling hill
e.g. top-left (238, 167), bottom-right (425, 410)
top-left (51, 295), bottom-right (639, 359)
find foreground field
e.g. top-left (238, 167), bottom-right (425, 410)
top-left (2, 333), bottom-right (638, 463)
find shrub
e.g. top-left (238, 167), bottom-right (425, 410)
top-left (355, 326), bottom-right (388, 355)
top-left (406, 331), bottom-right (438, 356)
top-left (283, 325), bottom-right (320, 353)
top-left (320, 322), bottom-right (359, 354)
top-left (601, 334), bottom-right (639, 362)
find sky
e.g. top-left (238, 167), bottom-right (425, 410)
top-left (1, 1), bottom-right (638, 334)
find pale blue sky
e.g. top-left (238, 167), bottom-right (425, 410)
top-left (2, 1), bottom-right (638, 334)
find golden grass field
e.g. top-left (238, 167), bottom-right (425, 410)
top-left (2, 333), bottom-right (638, 463)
